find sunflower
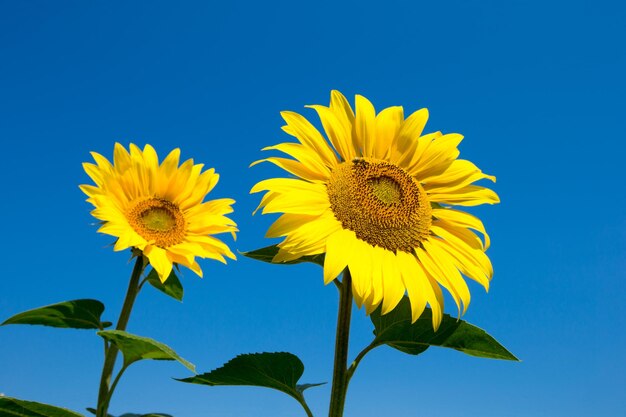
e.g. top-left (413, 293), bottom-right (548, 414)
top-left (251, 91), bottom-right (498, 329)
top-left (81, 143), bottom-right (237, 282)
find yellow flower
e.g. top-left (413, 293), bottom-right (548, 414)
top-left (251, 91), bottom-right (498, 329)
top-left (81, 143), bottom-right (237, 282)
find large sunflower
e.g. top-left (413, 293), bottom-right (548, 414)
top-left (252, 91), bottom-right (498, 329)
top-left (81, 143), bottom-right (237, 282)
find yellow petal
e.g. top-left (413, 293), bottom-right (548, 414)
top-left (83, 163), bottom-right (105, 187)
top-left (365, 246), bottom-right (388, 312)
top-left (275, 211), bottom-right (341, 260)
top-left (280, 111), bottom-right (338, 168)
top-left (306, 104), bottom-right (355, 161)
top-left (347, 238), bottom-right (375, 308)
top-left (423, 159), bottom-right (496, 194)
top-left (396, 250), bottom-right (444, 326)
top-left (423, 239), bottom-right (471, 315)
top-left (252, 157), bottom-right (327, 183)
top-left (257, 142), bottom-right (331, 178)
top-left (324, 228), bottom-right (356, 284)
top-left (252, 179), bottom-right (329, 215)
top-left (380, 249), bottom-right (405, 315)
top-left (429, 184), bottom-right (500, 206)
top-left (260, 190), bottom-right (329, 215)
top-left (416, 245), bottom-right (463, 316)
top-left (374, 106), bottom-right (404, 159)
top-left (329, 90), bottom-right (355, 127)
top-left (433, 207), bottom-right (491, 249)
top-left (421, 267), bottom-right (445, 330)
top-left (431, 221), bottom-right (483, 250)
top-left (432, 237), bottom-right (490, 290)
top-left (266, 213), bottom-right (320, 238)
top-left (251, 177), bottom-right (324, 194)
top-left (90, 151), bottom-right (113, 172)
top-left (144, 246), bottom-right (173, 283)
top-left (393, 108), bottom-right (429, 162)
top-left (354, 95), bottom-right (377, 158)
top-left (409, 133), bottom-right (463, 179)
top-left (394, 131), bottom-right (440, 172)
top-left (159, 148), bottom-right (181, 178)
top-left (431, 222), bottom-right (493, 277)
top-left (113, 142), bottom-right (132, 174)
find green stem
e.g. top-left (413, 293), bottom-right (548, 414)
top-left (103, 363), bottom-right (129, 410)
top-left (297, 397), bottom-right (315, 417)
top-left (96, 255), bottom-right (145, 417)
top-left (346, 341), bottom-right (378, 381)
top-left (328, 269), bottom-right (353, 417)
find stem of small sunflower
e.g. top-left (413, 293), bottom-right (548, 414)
top-left (328, 269), bottom-right (353, 417)
top-left (95, 254), bottom-right (145, 417)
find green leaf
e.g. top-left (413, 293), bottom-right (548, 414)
top-left (119, 414), bottom-right (172, 417)
top-left (1, 299), bottom-right (108, 330)
top-left (178, 352), bottom-right (324, 405)
top-left (84, 408), bottom-right (110, 417)
top-left (118, 414), bottom-right (172, 417)
top-left (370, 296), bottom-right (519, 361)
top-left (145, 269), bottom-right (184, 302)
top-left (242, 245), bottom-right (324, 267)
top-left (97, 330), bottom-right (195, 372)
top-left (0, 397), bottom-right (84, 417)
top-left (85, 409), bottom-right (171, 417)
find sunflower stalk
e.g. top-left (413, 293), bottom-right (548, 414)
top-left (328, 269), bottom-right (353, 417)
top-left (95, 254), bottom-right (145, 417)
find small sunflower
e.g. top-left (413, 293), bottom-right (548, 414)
top-left (251, 91), bottom-right (498, 329)
top-left (81, 143), bottom-right (237, 282)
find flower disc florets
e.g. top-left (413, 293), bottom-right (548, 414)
top-left (126, 198), bottom-right (186, 248)
top-left (327, 158), bottom-right (432, 253)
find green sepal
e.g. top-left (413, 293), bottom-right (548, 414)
top-left (97, 330), bottom-right (195, 372)
top-left (370, 296), bottom-right (519, 361)
top-left (242, 244), bottom-right (324, 266)
top-left (0, 397), bottom-right (84, 417)
top-left (178, 352), bottom-right (323, 408)
top-left (1, 299), bottom-right (109, 330)
top-left (145, 269), bottom-right (184, 302)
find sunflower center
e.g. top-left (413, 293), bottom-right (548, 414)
top-left (369, 176), bottom-right (402, 205)
top-left (126, 198), bottom-right (186, 248)
top-left (327, 158), bottom-right (432, 253)
top-left (141, 207), bottom-right (177, 231)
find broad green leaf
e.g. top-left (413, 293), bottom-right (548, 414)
top-left (145, 269), bottom-right (184, 302)
top-left (370, 296), bottom-right (519, 361)
top-left (1, 299), bottom-right (108, 330)
top-left (97, 330), bottom-right (195, 372)
top-left (86, 409), bottom-right (171, 417)
top-left (242, 245), bottom-right (324, 266)
top-left (178, 352), bottom-right (324, 405)
top-left (119, 414), bottom-right (172, 417)
top-left (84, 408), bottom-right (111, 417)
top-left (0, 397), bottom-right (84, 417)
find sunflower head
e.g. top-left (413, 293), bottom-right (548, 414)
top-left (81, 143), bottom-right (237, 282)
top-left (251, 91), bottom-right (498, 330)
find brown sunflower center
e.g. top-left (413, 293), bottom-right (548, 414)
top-left (126, 198), bottom-right (186, 247)
top-left (327, 158), bottom-right (432, 252)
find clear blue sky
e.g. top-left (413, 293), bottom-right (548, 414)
top-left (1, 1), bottom-right (624, 416)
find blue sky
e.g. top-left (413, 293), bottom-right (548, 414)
top-left (1, 1), bottom-right (624, 416)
